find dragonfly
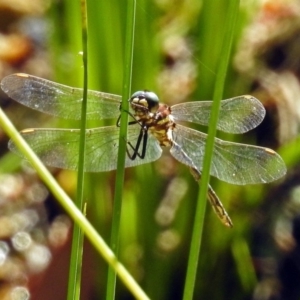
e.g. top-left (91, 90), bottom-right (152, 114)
top-left (1, 73), bottom-right (287, 227)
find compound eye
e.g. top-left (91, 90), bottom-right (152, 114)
top-left (130, 90), bottom-right (159, 112)
top-left (130, 91), bottom-right (145, 99)
top-left (144, 91), bottom-right (159, 111)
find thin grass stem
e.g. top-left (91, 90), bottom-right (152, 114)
top-left (67, 0), bottom-right (88, 299)
top-left (183, 1), bottom-right (240, 299)
top-left (106, 0), bottom-right (137, 299)
top-left (0, 107), bottom-right (150, 300)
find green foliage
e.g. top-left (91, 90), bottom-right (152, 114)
top-left (2, 0), bottom-right (290, 299)
top-left (48, 1), bottom-right (262, 299)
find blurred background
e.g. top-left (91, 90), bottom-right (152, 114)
top-left (0, 0), bottom-right (300, 299)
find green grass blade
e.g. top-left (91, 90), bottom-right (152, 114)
top-left (106, 0), bottom-right (137, 299)
top-left (183, 1), bottom-right (240, 299)
top-left (0, 107), bottom-right (150, 299)
top-left (67, 0), bottom-right (88, 299)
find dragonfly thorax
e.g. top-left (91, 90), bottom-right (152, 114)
top-left (129, 91), bottom-right (175, 147)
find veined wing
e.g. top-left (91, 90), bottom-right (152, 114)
top-left (171, 96), bottom-right (265, 134)
top-left (1, 73), bottom-right (122, 120)
top-left (170, 124), bottom-right (286, 185)
top-left (8, 124), bottom-right (162, 172)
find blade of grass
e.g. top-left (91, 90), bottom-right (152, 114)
top-left (106, 1), bottom-right (137, 299)
top-left (67, 0), bottom-right (88, 299)
top-left (0, 107), bottom-right (150, 300)
top-left (183, 1), bottom-right (240, 299)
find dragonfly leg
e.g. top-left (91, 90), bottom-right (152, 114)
top-left (116, 110), bottom-right (143, 127)
top-left (126, 128), bottom-right (148, 160)
top-left (117, 110), bottom-right (149, 160)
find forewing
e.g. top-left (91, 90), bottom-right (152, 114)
top-left (170, 124), bottom-right (286, 185)
top-left (171, 96), bottom-right (265, 133)
top-left (1, 73), bottom-right (121, 120)
top-left (8, 124), bottom-right (162, 172)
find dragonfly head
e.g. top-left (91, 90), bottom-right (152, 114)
top-left (129, 90), bottom-right (159, 113)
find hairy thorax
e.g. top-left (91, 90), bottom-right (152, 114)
top-left (134, 103), bottom-right (175, 147)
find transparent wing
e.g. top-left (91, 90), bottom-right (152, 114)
top-left (170, 124), bottom-right (286, 185)
top-left (1, 73), bottom-right (122, 120)
top-left (171, 95), bottom-right (266, 133)
top-left (8, 124), bottom-right (162, 172)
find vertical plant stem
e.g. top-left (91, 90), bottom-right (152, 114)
top-left (67, 0), bottom-right (88, 299)
top-left (183, 1), bottom-right (240, 299)
top-left (106, 0), bottom-right (136, 299)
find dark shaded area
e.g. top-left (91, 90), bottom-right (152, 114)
top-left (277, 216), bottom-right (300, 300)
